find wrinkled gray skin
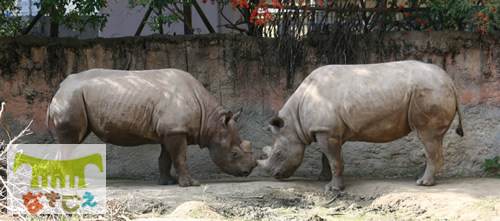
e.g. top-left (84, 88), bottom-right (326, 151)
top-left (258, 61), bottom-right (464, 191)
top-left (47, 68), bottom-right (258, 187)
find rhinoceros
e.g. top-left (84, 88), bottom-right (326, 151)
top-left (257, 60), bottom-right (464, 191)
top-left (46, 68), bottom-right (258, 187)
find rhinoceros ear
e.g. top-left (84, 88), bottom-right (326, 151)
top-left (233, 107), bottom-right (243, 122)
top-left (223, 111), bottom-right (233, 128)
top-left (270, 117), bottom-right (284, 128)
top-left (262, 117), bottom-right (284, 134)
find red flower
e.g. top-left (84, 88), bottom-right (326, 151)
top-left (478, 13), bottom-right (483, 17)
top-left (404, 32), bottom-right (408, 35)
top-left (383, 7), bottom-right (388, 11)
top-left (379, 21), bottom-right (383, 25)
top-left (423, 20), bottom-right (428, 24)
top-left (415, 19), bottom-right (422, 23)
top-left (374, 8), bottom-right (379, 12)
top-left (492, 7), bottom-right (497, 11)
top-left (483, 16), bottom-right (488, 22)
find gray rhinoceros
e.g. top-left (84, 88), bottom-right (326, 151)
top-left (47, 68), bottom-right (258, 187)
top-left (257, 60), bottom-right (464, 191)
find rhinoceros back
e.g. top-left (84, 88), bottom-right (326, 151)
top-left (49, 69), bottom-right (210, 145)
top-left (280, 60), bottom-right (458, 143)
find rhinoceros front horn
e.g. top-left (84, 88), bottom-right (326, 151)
top-left (257, 158), bottom-right (271, 172)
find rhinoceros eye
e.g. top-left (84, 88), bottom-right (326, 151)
top-left (231, 151), bottom-right (238, 158)
top-left (275, 150), bottom-right (285, 160)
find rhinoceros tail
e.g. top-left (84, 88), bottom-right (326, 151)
top-left (453, 86), bottom-right (464, 137)
top-left (46, 84), bottom-right (60, 143)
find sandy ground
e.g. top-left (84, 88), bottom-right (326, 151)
top-left (104, 177), bottom-right (500, 220)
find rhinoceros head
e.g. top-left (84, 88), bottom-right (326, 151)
top-left (257, 117), bottom-right (306, 180)
top-left (207, 110), bottom-right (258, 177)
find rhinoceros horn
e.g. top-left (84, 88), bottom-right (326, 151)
top-left (256, 158), bottom-right (271, 172)
top-left (241, 140), bottom-right (252, 152)
top-left (262, 146), bottom-right (272, 157)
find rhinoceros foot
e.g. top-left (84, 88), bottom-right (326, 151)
top-left (158, 176), bottom-right (178, 185)
top-left (325, 176), bottom-right (345, 191)
top-left (416, 177), bottom-right (435, 186)
top-left (179, 176), bottom-right (201, 187)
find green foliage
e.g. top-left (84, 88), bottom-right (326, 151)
top-left (0, 0), bottom-right (28, 36)
top-left (428, 0), bottom-right (474, 30)
top-left (128, 0), bottom-right (188, 31)
top-left (35, 0), bottom-right (109, 33)
top-left (480, 156), bottom-right (500, 171)
top-left (481, 156), bottom-right (500, 178)
top-left (147, 14), bottom-right (181, 31)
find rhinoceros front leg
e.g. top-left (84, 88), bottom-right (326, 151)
top-left (316, 133), bottom-right (345, 191)
top-left (158, 144), bottom-right (178, 185)
top-left (162, 134), bottom-right (200, 187)
top-left (318, 154), bottom-right (333, 181)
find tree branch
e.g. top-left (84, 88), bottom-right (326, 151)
top-left (21, 10), bottom-right (43, 35)
top-left (191, 0), bottom-right (215, 33)
top-left (0, 102), bottom-right (13, 142)
top-left (135, 6), bottom-right (154, 36)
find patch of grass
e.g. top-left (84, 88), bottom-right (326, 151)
top-left (471, 197), bottom-right (500, 211)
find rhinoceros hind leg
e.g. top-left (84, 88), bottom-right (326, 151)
top-left (415, 162), bottom-right (426, 180)
top-left (318, 153), bottom-right (332, 181)
top-left (415, 133), bottom-right (444, 186)
top-left (158, 144), bottom-right (178, 185)
top-left (162, 134), bottom-right (200, 187)
top-left (409, 87), bottom-right (455, 186)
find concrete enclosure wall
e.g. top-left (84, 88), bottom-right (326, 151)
top-left (0, 32), bottom-right (498, 180)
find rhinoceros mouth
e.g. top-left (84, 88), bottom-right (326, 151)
top-left (273, 171), bottom-right (285, 180)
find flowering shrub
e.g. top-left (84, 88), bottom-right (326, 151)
top-left (373, 0), bottom-right (499, 35)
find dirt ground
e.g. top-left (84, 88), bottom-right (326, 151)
top-left (105, 177), bottom-right (500, 220)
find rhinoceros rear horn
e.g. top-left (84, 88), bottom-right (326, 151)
top-left (262, 146), bottom-right (272, 157)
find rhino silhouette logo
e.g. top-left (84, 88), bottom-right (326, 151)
top-left (13, 153), bottom-right (104, 188)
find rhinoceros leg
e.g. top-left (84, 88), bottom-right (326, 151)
top-left (408, 89), bottom-right (453, 186)
top-left (55, 122), bottom-right (90, 144)
top-left (158, 144), bottom-right (178, 185)
top-left (318, 154), bottom-right (332, 181)
top-left (162, 134), bottom-right (200, 187)
top-left (316, 133), bottom-right (345, 191)
top-left (415, 132), bottom-right (444, 186)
